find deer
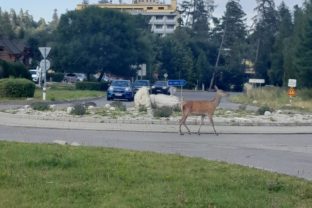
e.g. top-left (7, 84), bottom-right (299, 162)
top-left (179, 86), bottom-right (229, 136)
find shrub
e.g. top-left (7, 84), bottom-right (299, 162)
top-left (76, 81), bottom-right (109, 91)
top-left (298, 88), bottom-right (312, 101)
top-left (30, 102), bottom-right (50, 111)
top-left (0, 60), bottom-right (31, 79)
top-left (70, 103), bottom-right (86, 115)
top-left (153, 106), bottom-right (173, 118)
top-left (47, 73), bottom-right (64, 82)
top-left (110, 101), bottom-right (126, 111)
top-left (0, 78), bottom-right (35, 98)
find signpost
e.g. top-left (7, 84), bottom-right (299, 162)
top-left (287, 79), bottom-right (297, 104)
top-left (38, 47), bottom-right (51, 101)
top-left (168, 79), bottom-right (187, 100)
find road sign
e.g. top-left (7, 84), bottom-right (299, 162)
top-left (168, 79), bottom-right (187, 87)
top-left (249, 78), bottom-right (265, 84)
top-left (288, 87), bottom-right (296, 97)
top-left (288, 79), bottom-right (297, 87)
top-left (40, 59), bottom-right (50, 70)
top-left (39, 47), bottom-right (51, 58)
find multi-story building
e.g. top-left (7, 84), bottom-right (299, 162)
top-left (76, 0), bottom-right (179, 36)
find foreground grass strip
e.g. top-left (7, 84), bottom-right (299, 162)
top-left (0, 141), bottom-right (311, 208)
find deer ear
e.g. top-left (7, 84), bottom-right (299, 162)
top-left (214, 85), bottom-right (219, 90)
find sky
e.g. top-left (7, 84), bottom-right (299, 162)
top-left (0, 0), bottom-right (305, 23)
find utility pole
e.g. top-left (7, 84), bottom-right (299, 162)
top-left (208, 24), bottom-right (226, 91)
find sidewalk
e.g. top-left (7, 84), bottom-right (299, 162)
top-left (1, 112), bottom-right (311, 134)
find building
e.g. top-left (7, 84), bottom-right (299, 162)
top-left (76, 0), bottom-right (179, 36)
top-left (0, 38), bottom-right (30, 65)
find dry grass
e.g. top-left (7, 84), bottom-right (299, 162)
top-left (230, 87), bottom-right (312, 112)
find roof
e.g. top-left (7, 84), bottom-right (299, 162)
top-left (0, 38), bottom-right (26, 54)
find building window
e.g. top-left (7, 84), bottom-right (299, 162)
top-left (155, 25), bottom-right (163, 29)
top-left (155, 15), bottom-right (163, 20)
top-left (167, 16), bottom-right (175, 20)
top-left (0, 46), bottom-right (4, 51)
top-left (167, 25), bottom-right (175, 29)
top-left (158, 7), bottom-right (164, 10)
top-left (147, 7), bottom-right (153, 10)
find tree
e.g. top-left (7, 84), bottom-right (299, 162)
top-left (52, 7), bottom-right (149, 80)
top-left (250, 0), bottom-right (278, 82)
top-left (293, 0), bottom-right (312, 88)
top-left (209, 0), bottom-right (248, 90)
top-left (268, 2), bottom-right (293, 86)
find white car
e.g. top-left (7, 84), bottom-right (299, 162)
top-left (29, 69), bottom-right (39, 82)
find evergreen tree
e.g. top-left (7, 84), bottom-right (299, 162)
top-left (251, 0), bottom-right (278, 82)
top-left (294, 0), bottom-right (312, 87)
top-left (268, 2), bottom-right (293, 86)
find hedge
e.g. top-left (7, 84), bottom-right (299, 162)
top-left (0, 78), bottom-right (35, 98)
top-left (75, 81), bottom-right (109, 91)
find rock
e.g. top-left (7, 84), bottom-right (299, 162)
top-left (252, 100), bottom-right (258, 104)
top-left (134, 87), bottom-right (151, 109)
top-left (49, 104), bottom-right (56, 111)
top-left (109, 107), bottom-right (116, 111)
top-left (53, 140), bottom-right (68, 145)
top-left (70, 142), bottom-right (81, 146)
top-left (150, 94), bottom-right (180, 108)
top-left (276, 110), bottom-right (283, 114)
top-left (104, 104), bottom-right (111, 108)
top-left (84, 101), bottom-right (97, 107)
top-left (67, 106), bottom-right (73, 114)
top-left (264, 111), bottom-right (272, 116)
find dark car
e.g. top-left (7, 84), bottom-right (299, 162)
top-left (107, 80), bottom-right (134, 101)
top-left (151, 81), bottom-right (170, 95)
top-left (132, 80), bottom-right (150, 94)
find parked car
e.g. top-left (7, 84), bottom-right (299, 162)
top-left (132, 80), bottom-right (150, 94)
top-left (151, 80), bottom-right (170, 95)
top-left (63, 73), bottom-right (78, 83)
top-left (76, 73), bottom-right (87, 82)
top-left (29, 69), bottom-right (39, 83)
top-left (107, 80), bottom-right (134, 101)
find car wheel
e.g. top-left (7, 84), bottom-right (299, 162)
top-left (107, 97), bottom-right (112, 101)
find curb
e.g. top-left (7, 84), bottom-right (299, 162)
top-left (0, 112), bottom-right (312, 134)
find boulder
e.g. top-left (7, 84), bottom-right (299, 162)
top-left (134, 87), bottom-right (152, 109)
top-left (150, 94), bottom-right (180, 108)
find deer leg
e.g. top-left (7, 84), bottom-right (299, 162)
top-left (208, 116), bottom-right (218, 136)
top-left (179, 112), bottom-right (191, 135)
top-left (197, 115), bottom-right (205, 135)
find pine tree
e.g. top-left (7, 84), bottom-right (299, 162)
top-left (268, 2), bottom-right (293, 86)
top-left (294, 0), bottom-right (312, 88)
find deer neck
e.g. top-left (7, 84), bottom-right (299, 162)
top-left (211, 93), bottom-right (222, 107)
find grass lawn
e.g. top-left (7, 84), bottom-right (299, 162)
top-left (0, 83), bottom-right (104, 103)
top-left (0, 141), bottom-right (311, 208)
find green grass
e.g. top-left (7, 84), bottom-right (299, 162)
top-left (230, 87), bottom-right (312, 112)
top-left (0, 141), bottom-right (311, 208)
top-left (0, 83), bottom-right (104, 103)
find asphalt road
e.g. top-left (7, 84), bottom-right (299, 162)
top-left (1, 125), bottom-right (311, 181)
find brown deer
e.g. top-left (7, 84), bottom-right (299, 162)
top-left (179, 86), bottom-right (229, 135)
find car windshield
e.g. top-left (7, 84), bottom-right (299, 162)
top-left (133, 80), bottom-right (149, 86)
top-left (112, 80), bottom-right (130, 87)
top-left (29, 70), bottom-right (37, 75)
top-left (154, 81), bottom-right (167, 86)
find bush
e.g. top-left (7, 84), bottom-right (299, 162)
top-left (0, 60), bottom-right (31, 79)
top-left (298, 88), bottom-right (312, 101)
top-left (76, 81), bottom-right (109, 91)
top-left (47, 73), bottom-right (64, 82)
top-left (0, 78), bottom-right (35, 98)
top-left (153, 106), bottom-right (173, 118)
top-left (110, 101), bottom-right (126, 111)
top-left (71, 103), bottom-right (86, 115)
top-left (30, 102), bottom-right (50, 111)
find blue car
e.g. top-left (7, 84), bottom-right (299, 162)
top-left (107, 80), bottom-right (134, 101)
